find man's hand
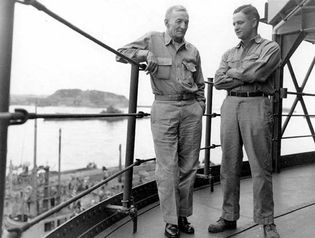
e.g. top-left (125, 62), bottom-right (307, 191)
top-left (145, 51), bottom-right (158, 75)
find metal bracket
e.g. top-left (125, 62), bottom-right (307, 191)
top-left (139, 64), bottom-right (147, 71)
top-left (136, 111), bottom-right (150, 119)
top-left (106, 202), bottom-right (138, 233)
top-left (10, 109), bottom-right (29, 125)
top-left (280, 88), bottom-right (288, 98)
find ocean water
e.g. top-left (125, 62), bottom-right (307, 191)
top-left (7, 104), bottom-right (315, 172)
top-left (8, 105), bottom-right (154, 171)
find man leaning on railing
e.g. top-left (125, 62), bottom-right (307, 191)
top-left (116, 5), bottom-right (205, 238)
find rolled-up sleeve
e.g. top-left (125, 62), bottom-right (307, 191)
top-left (116, 32), bottom-right (151, 63)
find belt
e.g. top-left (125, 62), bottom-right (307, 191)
top-left (228, 91), bottom-right (268, 97)
top-left (155, 94), bottom-right (195, 101)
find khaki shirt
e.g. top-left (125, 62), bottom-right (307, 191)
top-left (116, 31), bottom-right (205, 103)
top-left (214, 34), bottom-right (280, 95)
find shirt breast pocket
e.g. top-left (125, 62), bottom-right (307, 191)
top-left (226, 56), bottom-right (239, 68)
top-left (181, 61), bottom-right (196, 86)
top-left (243, 54), bottom-right (259, 62)
top-left (156, 57), bottom-right (172, 79)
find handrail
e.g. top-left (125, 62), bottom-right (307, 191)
top-left (200, 144), bottom-right (221, 151)
top-left (6, 158), bottom-right (156, 236)
top-left (204, 113), bottom-right (221, 117)
top-left (2, 2), bottom-right (148, 236)
top-left (0, 109), bottom-right (150, 125)
top-left (16, 0), bottom-right (146, 70)
top-left (5, 1), bottom-right (314, 237)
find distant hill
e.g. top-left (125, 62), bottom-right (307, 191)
top-left (10, 89), bottom-right (129, 108)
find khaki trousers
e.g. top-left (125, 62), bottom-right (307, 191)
top-left (151, 99), bottom-right (203, 224)
top-left (220, 96), bottom-right (275, 224)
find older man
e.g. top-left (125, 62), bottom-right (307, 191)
top-left (116, 5), bottom-right (205, 238)
top-left (208, 4), bottom-right (281, 238)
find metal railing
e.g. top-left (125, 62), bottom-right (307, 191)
top-left (1, 109), bottom-right (150, 125)
top-left (1, 0), bottom-right (149, 236)
top-left (4, 0), bottom-right (315, 236)
top-left (0, 1), bottom-right (222, 237)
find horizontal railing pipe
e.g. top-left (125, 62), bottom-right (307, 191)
top-left (0, 109), bottom-right (150, 125)
top-left (200, 144), bottom-right (221, 151)
top-left (203, 113), bottom-right (221, 118)
top-left (33, 112), bottom-right (150, 119)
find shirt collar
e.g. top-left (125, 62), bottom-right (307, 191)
top-left (236, 34), bottom-right (262, 48)
top-left (164, 32), bottom-right (187, 49)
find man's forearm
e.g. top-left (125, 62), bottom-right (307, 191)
top-left (214, 78), bottom-right (244, 90)
top-left (135, 50), bottom-right (149, 62)
top-left (214, 73), bottom-right (244, 90)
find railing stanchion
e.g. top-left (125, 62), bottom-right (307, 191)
top-left (272, 34), bottom-right (283, 173)
top-left (122, 64), bottom-right (140, 208)
top-left (0, 0), bottom-right (15, 235)
top-left (204, 78), bottom-right (214, 192)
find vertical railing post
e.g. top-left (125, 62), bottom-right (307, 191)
top-left (204, 78), bottom-right (214, 191)
top-left (33, 106), bottom-right (38, 215)
top-left (118, 144), bottom-right (122, 183)
top-left (0, 0), bottom-right (15, 235)
top-left (204, 78), bottom-right (213, 192)
top-left (58, 128), bottom-right (62, 204)
top-left (122, 64), bottom-right (139, 208)
top-left (204, 78), bottom-right (214, 176)
top-left (272, 34), bottom-right (283, 173)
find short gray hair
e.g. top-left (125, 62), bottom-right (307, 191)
top-left (165, 5), bottom-right (188, 20)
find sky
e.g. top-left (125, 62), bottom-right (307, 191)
top-left (10, 0), bottom-right (315, 106)
top-left (10, 0), bottom-right (269, 104)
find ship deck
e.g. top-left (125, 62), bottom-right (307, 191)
top-left (101, 162), bottom-right (315, 238)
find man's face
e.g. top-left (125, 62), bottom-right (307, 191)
top-left (165, 10), bottom-right (189, 42)
top-left (233, 11), bottom-right (256, 41)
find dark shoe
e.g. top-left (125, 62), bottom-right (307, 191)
top-left (208, 217), bottom-right (237, 233)
top-left (263, 223), bottom-right (280, 238)
top-left (178, 216), bottom-right (194, 234)
top-left (165, 223), bottom-right (179, 238)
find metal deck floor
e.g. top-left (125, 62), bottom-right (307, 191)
top-left (101, 163), bottom-right (315, 238)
